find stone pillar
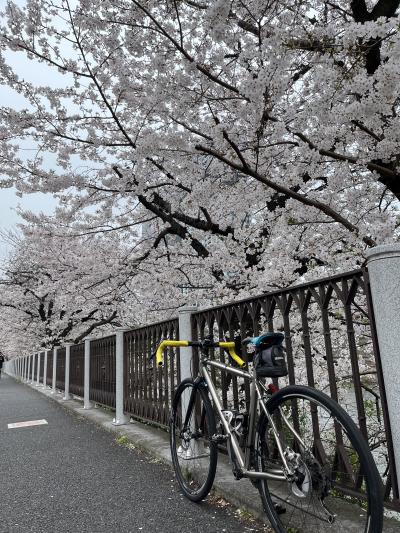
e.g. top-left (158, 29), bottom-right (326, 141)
top-left (63, 343), bottom-right (72, 401)
top-left (52, 346), bottom-right (58, 394)
top-left (43, 350), bottom-right (48, 388)
top-left (178, 306), bottom-right (198, 381)
top-left (178, 306), bottom-right (197, 425)
top-left (84, 338), bottom-right (93, 409)
top-left (113, 328), bottom-right (129, 426)
top-left (366, 244), bottom-right (400, 488)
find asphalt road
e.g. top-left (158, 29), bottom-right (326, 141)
top-left (0, 375), bottom-right (265, 533)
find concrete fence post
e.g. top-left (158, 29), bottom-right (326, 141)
top-left (25, 356), bottom-right (28, 381)
top-left (43, 350), bottom-right (48, 388)
top-left (63, 343), bottom-right (72, 401)
top-left (366, 244), bottom-right (400, 490)
top-left (178, 306), bottom-right (198, 381)
top-left (36, 352), bottom-right (41, 386)
top-left (52, 346), bottom-right (58, 394)
top-left (178, 305), bottom-right (198, 427)
top-left (27, 355), bottom-right (31, 383)
top-left (31, 352), bottom-right (36, 384)
top-left (84, 338), bottom-right (93, 409)
top-left (113, 328), bottom-right (129, 426)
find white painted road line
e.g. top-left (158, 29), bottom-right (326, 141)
top-left (8, 419), bottom-right (48, 429)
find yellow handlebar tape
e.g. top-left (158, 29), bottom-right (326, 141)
top-left (156, 340), bottom-right (189, 367)
top-left (155, 340), bottom-right (246, 368)
top-left (218, 342), bottom-right (246, 368)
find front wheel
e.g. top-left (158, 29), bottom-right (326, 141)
top-left (170, 378), bottom-right (218, 502)
top-left (256, 385), bottom-right (383, 533)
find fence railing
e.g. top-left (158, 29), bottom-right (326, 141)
top-left (124, 318), bottom-right (180, 428)
top-left (10, 267), bottom-right (399, 511)
top-left (56, 347), bottom-right (66, 391)
top-left (39, 351), bottom-right (44, 381)
top-left (90, 335), bottom-right (116, 408)
top-left (191, 268), bottom-right (397, 509)
top-left (46, 351), bottom-right (53, 387)
top-left (70, 343), bottom-right (84, 397)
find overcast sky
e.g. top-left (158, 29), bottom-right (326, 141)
top-left (0, 0), bottom-right (62, 258)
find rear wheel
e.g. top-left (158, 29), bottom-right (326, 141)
top-left (256, 385), bottom-right (383, 533)
top-left (170, 378), bottom-right (218, 502)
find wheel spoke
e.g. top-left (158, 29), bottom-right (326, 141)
top-left (170, 380), bottom-right (217, 502)
top-left (255, 386), bottom-right (382, 532)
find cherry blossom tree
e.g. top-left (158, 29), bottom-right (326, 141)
top-left (0, 0), bottom-right (399, 301)
top-left (0, 223), bottom-right (143, 354)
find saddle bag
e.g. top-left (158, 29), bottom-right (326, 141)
top-left (253, 334), bottom-right (288, 378)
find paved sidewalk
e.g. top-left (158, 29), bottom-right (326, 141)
top-left (4, 374), bottom-right (399, 532)
top-left (0, 375), bottom-right (269, 533)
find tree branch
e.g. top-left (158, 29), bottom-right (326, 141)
top-left (195, 143), bottom-right (376, 247)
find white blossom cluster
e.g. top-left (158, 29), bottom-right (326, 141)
top-left (0, 0), bottom-right (398, 353)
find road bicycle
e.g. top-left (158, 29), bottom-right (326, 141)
top-left (155, 333), bottom-right (383, 533)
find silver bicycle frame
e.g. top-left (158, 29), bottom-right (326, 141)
top-left (201, 358), bottom-right (292, 481)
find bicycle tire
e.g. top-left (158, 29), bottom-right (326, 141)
top-left (256, 384), bottom-right (383, 533)
top-left (170, 378), bottom-right (218, 502)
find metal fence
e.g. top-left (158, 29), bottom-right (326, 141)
top-left (90, 336), bottom-right (116, 408)
top-left (70, 343), bottom-right (84, 397)
top-left (56, 347), bottom-right (66, 391)
top-left (39, 352), bottom-right (44, 381)
top-left (23, 268), bottom-right (397, 510)
top-left (191, 268), bottom-right (398, 510)
top-left (46, 350), bottom-right (53, 387)
top-left (124, 319), bottom-right (180, 428)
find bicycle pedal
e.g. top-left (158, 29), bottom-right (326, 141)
top-left (211, 433), bottom-right (228, 443)
top-left (273, 502), bottom-right (286, 515)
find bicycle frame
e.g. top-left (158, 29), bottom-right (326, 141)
top-left (200, 357), bottom-right (305, 482)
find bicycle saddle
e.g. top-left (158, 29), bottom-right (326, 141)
top-left (243, 332), bottom-right (284, 347)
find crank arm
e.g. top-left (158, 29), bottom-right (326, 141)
top-left (319, 497), bottom-right (336, 524)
